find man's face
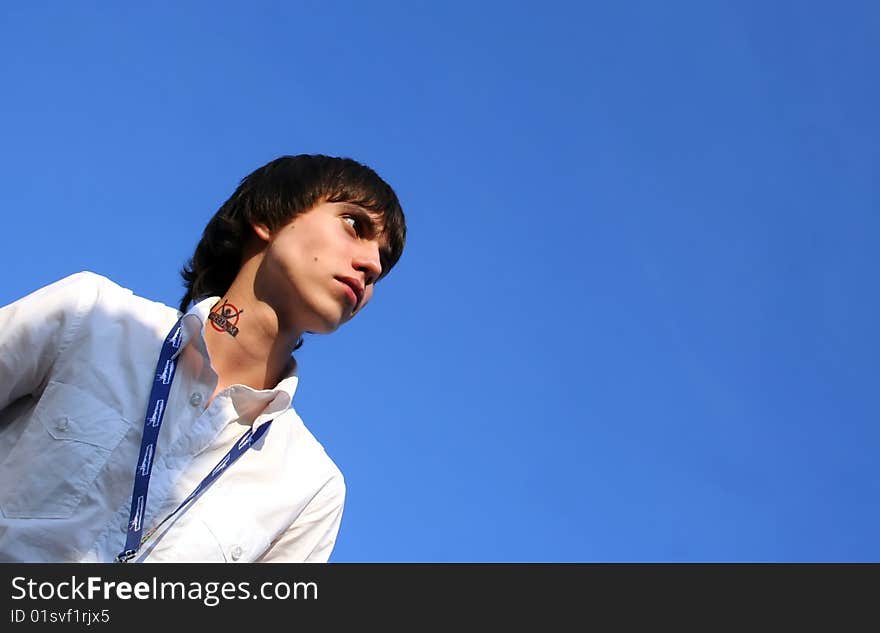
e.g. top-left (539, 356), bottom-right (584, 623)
top-left (254, 200), bottom-right (387, 335)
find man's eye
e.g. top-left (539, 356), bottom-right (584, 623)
top-left (342, 216), bottom-right (358, 232)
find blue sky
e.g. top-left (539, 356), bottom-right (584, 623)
top-left (0, 1), bottom-right (877, 561)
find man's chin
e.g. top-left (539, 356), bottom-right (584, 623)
top-left (304, 313), bottom-right (346, 336)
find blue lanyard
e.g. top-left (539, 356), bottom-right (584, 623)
top-left (116, 319), bottom-right (272, 563)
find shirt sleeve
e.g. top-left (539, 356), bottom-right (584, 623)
top-left (0, 272), bottom-right (98, 410)
top-left (257, 473), bottom-right (347, 563)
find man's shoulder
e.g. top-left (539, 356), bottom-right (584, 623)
top-left (42, 271), bottom-right (138, 306)
top-left (60, 270), bottom-right (179, 317)
top-left (21, 270), bottom-right (113, 301)
top-left (8, 271), bottom-right (130, 317)
top-left (275, 407), bottom-right (346, 488)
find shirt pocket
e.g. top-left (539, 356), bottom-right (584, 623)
top-left (0, 380), bottom-right (131, 519)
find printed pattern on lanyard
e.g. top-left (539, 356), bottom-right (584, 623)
top-left (116, 318), bottom-right (273, 563)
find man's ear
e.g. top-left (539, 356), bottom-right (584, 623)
top-left (251, 222), bottom-right (273, 242)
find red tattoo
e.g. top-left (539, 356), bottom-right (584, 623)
top-left (208, 300), bottom-right (243, 337)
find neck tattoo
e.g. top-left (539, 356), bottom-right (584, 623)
top-left (208, 300), bottom-right (244, 337)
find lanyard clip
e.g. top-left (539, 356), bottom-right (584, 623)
top-left (115, 549), bottom-right (137, 563)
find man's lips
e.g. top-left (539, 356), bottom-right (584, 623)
top-left (335, 277), bottom-right (363, 310)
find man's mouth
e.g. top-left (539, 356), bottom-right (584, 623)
top-left (335, 277), bottom-right (364, 310)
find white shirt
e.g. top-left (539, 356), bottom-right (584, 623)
top-left (0, 272), bottom-right (345, 562)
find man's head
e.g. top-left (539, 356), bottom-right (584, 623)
top-left (180, 154), bottom-right (406, 315)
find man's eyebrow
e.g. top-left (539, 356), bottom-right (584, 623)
top-left (339, 203), bottom-right (384, 237)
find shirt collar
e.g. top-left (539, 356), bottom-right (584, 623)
top-left (174, 296), bottom-right (300, 424)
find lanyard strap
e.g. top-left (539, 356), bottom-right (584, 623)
top-left (116, 319), bottom-right (272, 563)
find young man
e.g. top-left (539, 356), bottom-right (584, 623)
top-left (0, 154), bottom-right (406, 562)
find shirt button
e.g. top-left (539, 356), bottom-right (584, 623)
top-left (230, 545), bottom-right (243, 561)
top-left (189, 392), bottom-right (203, 407)
top-left (55, 417), bottom-right (70, 432)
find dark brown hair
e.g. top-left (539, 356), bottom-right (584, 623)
top-left (179, 154), bottom-right (406, 313)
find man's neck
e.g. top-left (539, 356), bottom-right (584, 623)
top-left (202, 272), bottom-right (302, 402)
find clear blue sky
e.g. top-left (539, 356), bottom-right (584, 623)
top-left (1, 1), bottom-right (877, 561)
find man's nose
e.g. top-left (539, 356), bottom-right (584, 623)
top-left (354, 243), bottom-right (382, 286)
